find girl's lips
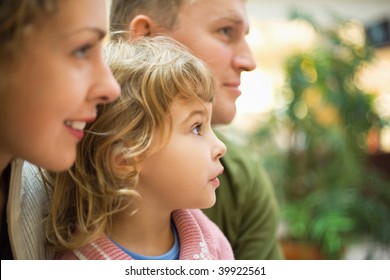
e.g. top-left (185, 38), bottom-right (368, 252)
top-left (209, 168), bottom-right (224, 188)
top-left (210, 177), bottom-right (220, 188)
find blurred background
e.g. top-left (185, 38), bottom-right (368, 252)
top-left (226, 0), bottom-right (390, 259)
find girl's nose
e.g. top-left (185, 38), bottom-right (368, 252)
top-left (213, 133), bottom-right (227, 160)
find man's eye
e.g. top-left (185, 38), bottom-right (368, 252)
top-left (192, 124), bottom-right (202, 135)
top-left (219, 27), bottom-right (233, 36)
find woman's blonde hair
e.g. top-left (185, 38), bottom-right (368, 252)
top-left (46, 36), bottom-right (215, 252)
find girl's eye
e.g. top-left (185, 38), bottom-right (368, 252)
top-left (73, 44), bottom-right (93, 59)
top-left (192, 124), bottom-right (202, 136)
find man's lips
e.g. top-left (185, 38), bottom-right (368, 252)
top-left (224, 81), bottom-right (241, 88)
top-left (223, 82), bottom-right (242, 95)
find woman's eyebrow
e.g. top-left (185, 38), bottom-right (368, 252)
top-left (64, 27), bottom-right (106, 39)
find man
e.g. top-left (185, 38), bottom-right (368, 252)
top-left (110, 0), bottom-right (283, 259)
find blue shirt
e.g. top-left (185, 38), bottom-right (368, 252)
top-left (111, 223), bottom-right (180, 260)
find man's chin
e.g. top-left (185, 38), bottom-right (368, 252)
top-left (211, 108), bottom-right (236, 125)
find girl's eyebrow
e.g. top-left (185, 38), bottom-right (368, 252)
top-left (181, 109), bottom-right (206, 125)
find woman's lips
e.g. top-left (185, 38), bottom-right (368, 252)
top-left (64, 118), bottom-right (95, 140)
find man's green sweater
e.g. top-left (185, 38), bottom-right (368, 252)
top-left (202, 130), bottom-right (284, 260)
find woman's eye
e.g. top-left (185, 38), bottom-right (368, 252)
top-left (192, 124), bottom-right (202, 136)
top-left (74, 44), bottom-right (93, 58)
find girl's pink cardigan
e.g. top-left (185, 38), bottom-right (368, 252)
top-left (58, 209), bottom-right (234, 260)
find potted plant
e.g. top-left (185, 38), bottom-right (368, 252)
top-left (249, 12), bottom-right (390, 259)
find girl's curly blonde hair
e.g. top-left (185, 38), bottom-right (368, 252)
top-left (46, 35), bottom-right (216, 252)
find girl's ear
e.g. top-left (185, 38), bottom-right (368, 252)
top-left (129, 15), bottom-right (159, 37)
top-left (113, 152), bottom-right (139, 178)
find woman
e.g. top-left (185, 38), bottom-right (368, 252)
top-left (0, 0), bottom-right (120, 259)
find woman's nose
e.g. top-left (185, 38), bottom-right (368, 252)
top-left (90, 57), bottom-right (121, 104)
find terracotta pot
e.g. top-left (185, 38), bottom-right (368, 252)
top-left (281, 240), bottom-right (325, 260)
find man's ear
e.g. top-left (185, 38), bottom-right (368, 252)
top-left (129, 15), bottom-right (158, 37)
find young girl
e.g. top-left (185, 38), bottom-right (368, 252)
top-left (110, 0), bottom-right (282, 260)
top-left (0, 0), bottom-right (120, 259)
top-left (49, 36), bottom-right (233, 260)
